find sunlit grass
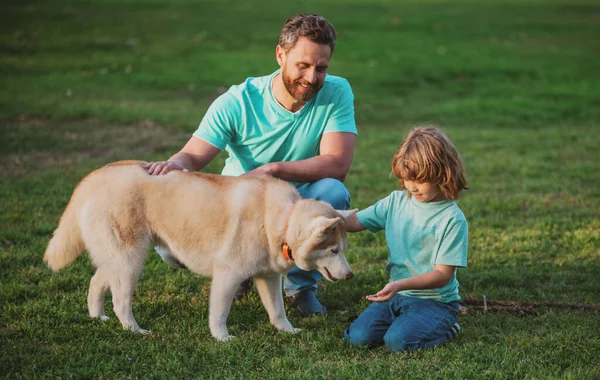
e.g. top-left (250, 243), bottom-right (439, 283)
top-left (1, 0), bottom-right (599, 378)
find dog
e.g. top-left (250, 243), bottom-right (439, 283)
top-left (44, 161), bottom-right (356, 341)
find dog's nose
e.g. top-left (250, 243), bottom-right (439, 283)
top-left (345, 272), bottom-right (354, 280)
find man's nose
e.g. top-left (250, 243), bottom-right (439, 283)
top-left (304, 69), bottom-right (317, 84)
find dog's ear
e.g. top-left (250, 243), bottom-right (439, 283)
top-left (311, 216), bottom-right (341, 240)
top-left (335, 208), bottom-right (359, 220)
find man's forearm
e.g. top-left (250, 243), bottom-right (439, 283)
top-left (163, 136), bottom-right (222, 173)
top-left (269, 155), bottom-right (351, 183)
top-left (167, 152), bottom-right (198, 172)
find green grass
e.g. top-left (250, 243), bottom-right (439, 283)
top-left (1, 0), bottom-right (599, 378)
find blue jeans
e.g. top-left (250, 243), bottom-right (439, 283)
top-left (344, 295), bottom-right (459, 352)
top-left (283, 178), bottom-right (351, 296)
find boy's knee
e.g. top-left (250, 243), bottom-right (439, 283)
top-left (304, 178), bottom-right (350, 210)
top-left (383, 332), bottom-right (420, 353)
top-left (344, 327), bottom-right (376, 347)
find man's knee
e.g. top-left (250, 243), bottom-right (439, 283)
top-left (301, 178), bottom-right (350, 210)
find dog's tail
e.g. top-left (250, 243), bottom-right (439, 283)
top-left (43, 187), bottom-right (86, 272)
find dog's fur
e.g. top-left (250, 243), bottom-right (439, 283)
top-left (44, 161), bottom-right (356, 340)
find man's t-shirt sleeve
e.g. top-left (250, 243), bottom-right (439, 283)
top-left (193, 90), bottom-right (240, 150)
top-left (323, 79), bottom-right (357, 135)
top-left (356, 193), bottom-right (394, 233)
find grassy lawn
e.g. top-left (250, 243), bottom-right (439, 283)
top-left (1, 0), bottom-right (599, 378)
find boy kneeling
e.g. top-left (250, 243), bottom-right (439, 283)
top-left (345, 126), bottom-right (468, 352)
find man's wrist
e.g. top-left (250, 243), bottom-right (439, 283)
top-left (167, 160), bottom-right (186, 171)
top-left (266, 162), bottom-right (280, 177)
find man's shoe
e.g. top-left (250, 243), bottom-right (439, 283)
top-left (286, 290), bottom-right (327, 317)
top-left (234, 278), bottom-right (253, 301)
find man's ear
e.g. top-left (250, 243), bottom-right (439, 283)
top-left (275, 45), bottom-right (285, 67)
top-left (336, 208), bottom-right (359, 220)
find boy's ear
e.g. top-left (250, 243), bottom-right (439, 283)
top-left (335, 208), bottom-right (359, 220)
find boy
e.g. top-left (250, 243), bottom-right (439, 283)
top-left (344, 126), bottom-right (468, 352)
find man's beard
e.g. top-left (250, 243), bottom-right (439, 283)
top-left (281, 69), bottom-right (322, 103)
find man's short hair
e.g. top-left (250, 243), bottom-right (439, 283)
top-left (279, 13), bottom-right (337, 53)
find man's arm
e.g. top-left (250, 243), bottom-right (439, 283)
top-left (366, 264), bottom-right (456, 302)
top-left (145, 136), bottom-right (221, 175)
top-left (244, 132), bottom-right (356, 182)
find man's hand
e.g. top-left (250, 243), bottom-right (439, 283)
top-left (366, 281), bottom-right (402, 302)
top-left (143, 161), bottom-right (188, 176)
top-left (242, 162), bottom-right (279, 178)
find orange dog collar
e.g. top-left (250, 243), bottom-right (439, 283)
top-left (282, 243), bottom-right (293, 260)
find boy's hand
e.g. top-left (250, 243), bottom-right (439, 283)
top-left (365, 265), bottom-right (456, 302)
top-left (366, 281), bottom-right (401, 302)
top-left (344, 214), bottom-right (366, 233)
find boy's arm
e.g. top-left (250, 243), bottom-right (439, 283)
top-left (344, 214), bottom-right (366, 232)
top-left (366, 264), bottom-right (455, 302)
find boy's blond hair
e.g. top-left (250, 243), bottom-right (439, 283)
top-left (391, 126), bottom-right (468, 200)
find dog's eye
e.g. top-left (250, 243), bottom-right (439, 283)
top-left (331, 248), bottom-right (339, 254)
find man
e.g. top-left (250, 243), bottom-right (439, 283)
top-left (145, 13), bottom-right (357, 317)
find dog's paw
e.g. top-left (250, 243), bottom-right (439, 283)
top-left (129, 326), bottom-right (151, 335)
top-left (215, 335), bottom-right (236, 342)
top-left (90, 314), bottom-right (109, 321)
top-left (278, 326), bottom-right (302, 334)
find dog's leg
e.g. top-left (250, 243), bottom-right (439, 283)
top-left (108, 252), bottom-right (150, 335)
top-left (209, 271), bottom-right (241, 341)
top-left (254, 274), bottom-right (301, 334)
top-left (110, 272), bottom-right (149, 334)
top-left (88, 269), bottom-right (110, 321)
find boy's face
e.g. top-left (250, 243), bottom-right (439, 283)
top-left (276, 37), bottom-right (331, 103)
top-left (404, 180), bottom-right (447, 203)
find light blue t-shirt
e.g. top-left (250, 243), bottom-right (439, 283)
top-left (357, 190), bottom-right (468, 303)
top-left (194, 70), bottom-right (357, 177)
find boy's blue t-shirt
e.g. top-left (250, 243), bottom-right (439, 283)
top-left (357, 191), bottom-right (468, 303)
top-left (193, 70), bottom-right (357, 177)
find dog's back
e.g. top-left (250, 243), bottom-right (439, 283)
top-left (44, 161), bottom-right (299, 276)
top-left (142, 166), bottom-right (299, 274)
